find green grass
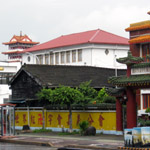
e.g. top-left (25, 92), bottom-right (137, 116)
top-left (33, 128), bottom-right (52, 133)
top-left (58, 130), bottom-right (79, 135)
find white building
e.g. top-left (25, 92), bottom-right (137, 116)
top-left (0, 61), bottom-right (21, 103)
top-left (22, 29), bottom-right (129, 69)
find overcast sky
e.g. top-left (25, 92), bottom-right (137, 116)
top-left (0, 0), bottom-right (150, 60)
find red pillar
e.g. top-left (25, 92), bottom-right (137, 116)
top-left (116, 98), bottom-right (123, 131)
top-left (127, 65), bottom-right (131, 77)
top-left (126, 88), bottom-right (137, 128)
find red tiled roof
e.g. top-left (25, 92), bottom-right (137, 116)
top-left (3, 34), bottom-right (39, 45)
top-left (22, 29), bottom-right (129, 53)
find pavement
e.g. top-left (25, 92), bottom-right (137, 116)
top-left (0, 131), bottom-right (124, 150)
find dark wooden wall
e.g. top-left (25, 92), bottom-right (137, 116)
top-left (10, 70), bottom-right (42, 100)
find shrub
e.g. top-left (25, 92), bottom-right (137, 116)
top-left (138, 117), bottom-right (150, 126)
top-left (146, 107), bottom-right (150, 113)
top-left (96, 87), bottom-right (108, 103)
top-left (79, 120), bottom-right (89, 135)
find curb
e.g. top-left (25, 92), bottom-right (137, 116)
top-left (66, 144), bottom-right (117, 150)
top-left (0, 138), bottom-right (53, 147)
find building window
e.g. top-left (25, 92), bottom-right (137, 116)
top-left (0, 73), bottom-right (14, 84)
top-left (66, 51), bottom-right (70, 63)
top-left (78, 49), bottom-right (82, 62)
top-left (36, 55), bottom-right (43, 64)
top-left (72, 50), bottom-right (76, 62)
top-left (61, 52), bottom-right (65, 64)
top-left (55, 53), bottom-right (59, 64)
top-left (45, 54), bottom-right (49, 65)
top-left (50, 53), bottom-right (54, 65)
top-left (142, 44), bottom-right (150, 62)
top-left (143, 94), bottom-right (150, 109)
top-left (27, 56), bottom-right (31, 62)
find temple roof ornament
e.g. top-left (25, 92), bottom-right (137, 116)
top-left (125, 20), bottom-right (150, 32)
top-left (3, 33), bottom-right (39, 45)
top-left (131, 62), bottom-right (150, 69)
top-left (108, 74), bottom-right (150, 87)
top-left (106, 87), bottom-right (125, 97)
top-left (116, 51), bottom-right (144, 65)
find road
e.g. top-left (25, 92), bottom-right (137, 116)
top-left (0, 143), bottom-right (57, 150)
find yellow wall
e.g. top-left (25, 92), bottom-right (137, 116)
top-left (15, 110), bottom-right (116, 131)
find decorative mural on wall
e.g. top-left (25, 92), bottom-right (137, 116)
top-left (15, 110), bottom-right (116, 131)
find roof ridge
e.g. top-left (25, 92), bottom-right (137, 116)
top-left (60, 29), bottom-right (97, 38)
top-left (89, 29), bottom-right (100, 42)
top-left (23, 64), bottom-right (125, 71)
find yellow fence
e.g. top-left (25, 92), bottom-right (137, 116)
top-left (15, 110), bottom-right (116, 131)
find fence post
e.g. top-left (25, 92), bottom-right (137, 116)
top-left (27, 106), bottom-right (30, 127)
top-left (42, 107), bottom-right (45, 129)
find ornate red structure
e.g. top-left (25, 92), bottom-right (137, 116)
top-left (109, 19), bottom-right (150, 131)
top-left (2, 32), bottom-right (39, 62)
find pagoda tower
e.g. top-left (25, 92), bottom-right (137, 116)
top-left (2, 32), bottom-right (39, 62)
top-left (109, 15), bottom-right (150, 131)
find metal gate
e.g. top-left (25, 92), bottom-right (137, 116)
top-left (0, 104), bottom-right (15, 136)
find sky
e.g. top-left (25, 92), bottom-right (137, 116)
top-left (0, 0), bottom-right (150, 60)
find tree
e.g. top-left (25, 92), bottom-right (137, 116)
top-left (96, 87), bottom-right (108, 103)
top-left (36, 88), bottom-right (52, 106)
top-left (49, 85), bottom-right (84, 132)
top-left (77, 80), bottom-right (98, 105)
top-left (96, 87), bottom-right (116, 103)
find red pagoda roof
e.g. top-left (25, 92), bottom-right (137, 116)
top-left (3, 34), bottom-right (39, 45)
top-left (125, 20), bottom-right (150, 32)
top-left (23, 29), bottom-right (129, 53)
top-left (129, 35), bottom-right (150, 44)
top-left (2, 50), bottom-right (22, 55)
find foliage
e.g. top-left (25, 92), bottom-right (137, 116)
top-left (36, 83), bottom-right (116, 131)
top-left (146, 107), bottom-right (150, 113)
top-left (103, 96), bottom-right (116, 103)
top-left (49, 85), bottom-right (84, 106)
top-left (33, 128), bottom-right (52, 133)
top-left (138, 117), bottom-right (150, 126)
top-left (79, 120), bottom-right (89, 135)
top-left (58, 130), bottom-right (79, 135)
top-left (96, 87), bottom-right (108, 103)
top-left (36, 88), bottom-right (53, 105)
top-left (49, 85), bottom-right (84, 131)
top-left (146, 120), bottom-right (150, 126)
top-left (78, 81), bottom-right (98, 104)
